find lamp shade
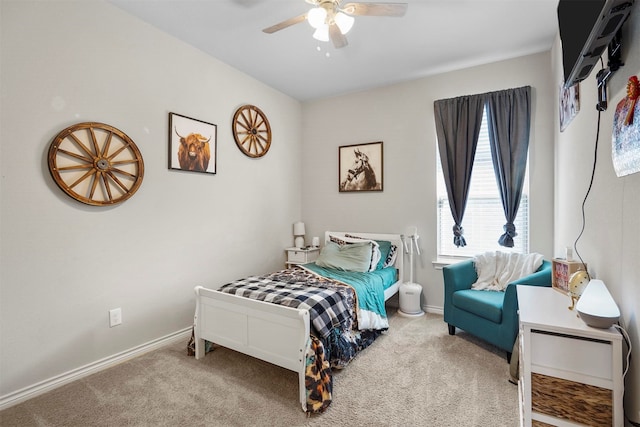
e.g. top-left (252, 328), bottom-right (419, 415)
top-left (293, 222), bottom-right (306, 236)
top-left (307, 7), bottom-right (327, 29)
top-left (312, 25), bottom-right (329, 42)
top-left (335, 12), bottom-right (354, 34)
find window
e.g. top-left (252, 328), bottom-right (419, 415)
top-left (436, 107), bottom-right (529, 258)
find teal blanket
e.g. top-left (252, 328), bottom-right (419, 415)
top-left (301, 263), bottom-right (397, 330)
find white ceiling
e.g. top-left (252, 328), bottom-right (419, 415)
top-left (110, 0), bottom-right (560, 101)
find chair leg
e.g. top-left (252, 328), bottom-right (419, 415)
top-left (448, 324), bottom-right (455, 335)
top-left (506, 352), bottom-right (512, 364)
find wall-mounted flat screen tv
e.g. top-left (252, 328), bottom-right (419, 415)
top-left (558, 0), bottom-right (635, 89)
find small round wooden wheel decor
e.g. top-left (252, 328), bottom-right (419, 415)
top-left (48, 122), bottom-right (144, 206)
top-left (232, 104), bottom-right (272, 158)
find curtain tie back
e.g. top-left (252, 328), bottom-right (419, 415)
top-left (498, 222), bottom-right (517, 248)
top-left (453, 224), bottom-right (467, 247)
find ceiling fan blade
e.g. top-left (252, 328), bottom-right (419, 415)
top-left (329, 23), bottom-right (348, 49)
top-left (262, 13), bottom-right (307, 34)
top-left (341, 2), bottom-right (408, 17)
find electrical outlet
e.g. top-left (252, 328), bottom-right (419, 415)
top-left (109, 308), bottom-right (122, 327)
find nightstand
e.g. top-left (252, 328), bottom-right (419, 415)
top-left (517, 285), bottom-right (623, 426)
top-left (285, 247), bottom-right (319, 267)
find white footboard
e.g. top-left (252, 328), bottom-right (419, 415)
top-left (194, 286), bottom-right (310, 412)
top-left (193, 231), bottom-right (404, 413)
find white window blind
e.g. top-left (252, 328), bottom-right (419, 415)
top-left (436, 108), bottom-right (529, 258)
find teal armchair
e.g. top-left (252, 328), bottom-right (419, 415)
top-left (443, 259), bottom-right (552, 361)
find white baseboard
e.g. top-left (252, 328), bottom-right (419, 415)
top-left (424, 305), bottom-right (444, 315)
top-left (0, 327), bottom-right (192, 411)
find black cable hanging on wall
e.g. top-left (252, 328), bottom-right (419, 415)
top-left (572, 100), bottom-right (603, 280)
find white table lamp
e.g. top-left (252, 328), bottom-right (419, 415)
top-left (293, 222), bottom-right (306, 248)
top-left (575, 279), bottom-right (620, 328)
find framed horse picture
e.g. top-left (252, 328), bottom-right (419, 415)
top-left (339, 141), bottom-right (383, 192)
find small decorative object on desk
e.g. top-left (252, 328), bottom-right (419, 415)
top-left (565, 246), bottom-right (573, 261)
top-left (552, 258), bottom-right (586, 295)
top-left (568, 270), bottom-right (590, 310)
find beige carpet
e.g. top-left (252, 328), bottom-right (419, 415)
top-left (0, 309), bottom-right (518, 426)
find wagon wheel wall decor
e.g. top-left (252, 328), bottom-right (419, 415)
top-left (48, 122), bottom-right (144, 206)
top-left (232, 105), bottom-right (272, 158)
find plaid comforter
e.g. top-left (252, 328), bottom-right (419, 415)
top-left (218, 267), bottom-right (357, 339)
top-left (198, 266), bottom-right (384, 413)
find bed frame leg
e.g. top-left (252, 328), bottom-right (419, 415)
top-left (298, 368), bottom-right (306, 412)
top-left (195, 337), bottom-right (205, 359)
top-left (193, 287), bottom-right (206, 360)
top-left (298, 338), bottom-right (309, 413)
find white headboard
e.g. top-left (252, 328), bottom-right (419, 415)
top-left (324, 231), bottom-right (405, 296)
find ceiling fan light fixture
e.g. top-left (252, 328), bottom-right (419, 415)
top-left (312, 24), bottom-right (330, 41)
top-left (335, 12), bottom-right (354, 34)
top-left (307, 7), bottom-right (327, 29)
top-left (264, 1), bottom-right (408, 49)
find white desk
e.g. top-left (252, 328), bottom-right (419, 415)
top-left (517, 286), bottom-right (623, 426)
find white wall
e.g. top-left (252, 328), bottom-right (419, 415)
top-left (552, 10), bottom-right (640, 422)
top-left (5, 0), bottom-right (636, 421)
top-left (0, 1), bottom-right (301, 400)
top-left (301, 52), bottom-right (555, 313)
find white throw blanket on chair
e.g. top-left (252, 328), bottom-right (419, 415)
top-left (472, 251), bottom-right (544, 291)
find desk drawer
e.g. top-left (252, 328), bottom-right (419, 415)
top-left (530, 330), bottom-right (612, 380)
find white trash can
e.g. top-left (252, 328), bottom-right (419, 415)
top-left (398, 282), bottom-right (425, 317)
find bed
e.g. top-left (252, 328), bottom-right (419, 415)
top-left (192, 231), bottom-right (404, 413)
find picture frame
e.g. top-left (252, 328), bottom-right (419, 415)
top-left (339, 141), bottom-right (383, 192)
top-left (559, 83), bottom-right (580, 132)
top-left (612, 76), bottom-right (640, 177)
top-left (552, 258), bottom-right (586, 295)
top-left (168, 112), bottom-right (217, 174)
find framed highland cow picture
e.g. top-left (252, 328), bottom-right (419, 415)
top-left (339, 141), bottom-right (383, 192)
top-left (168, 112), bottom-right (217, 174)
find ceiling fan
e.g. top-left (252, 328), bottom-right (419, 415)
top-left (262, 1), bottom-right (408, 49)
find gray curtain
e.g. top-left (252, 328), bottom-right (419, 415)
top-left (434, 95), bottom-right (486, 247)
top-left (485, 86), bottom-right (531, 247)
